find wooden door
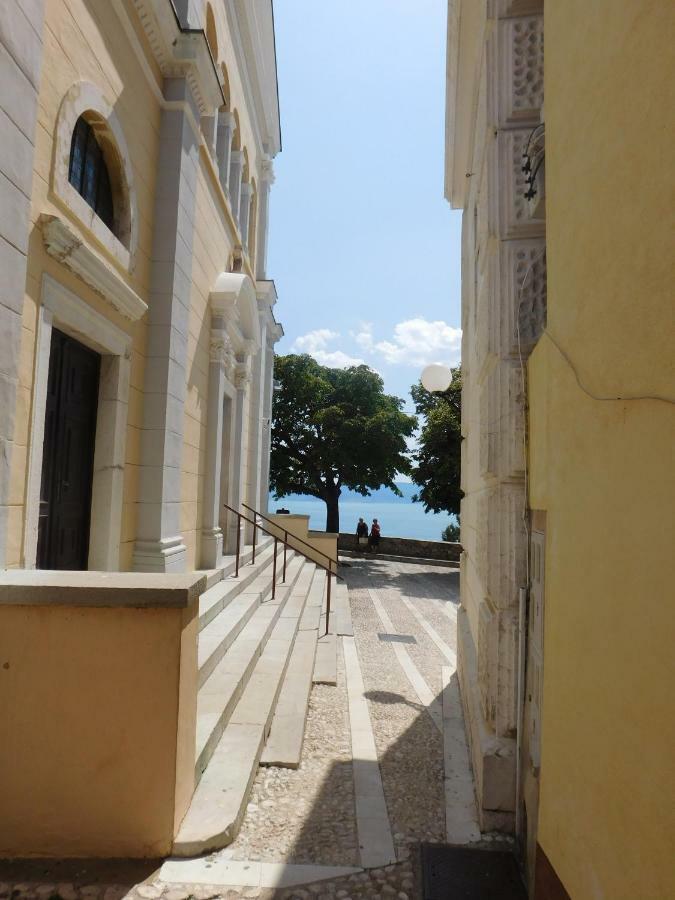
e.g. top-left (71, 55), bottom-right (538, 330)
top-left (36, 328), bottom-right (101, 570)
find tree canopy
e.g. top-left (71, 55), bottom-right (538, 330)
top-left (270, 354), bottom-right (417, 532)
top-left (409, 366), bottom-right (462, 518)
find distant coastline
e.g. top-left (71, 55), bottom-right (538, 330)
top-left (270, 483), bottom-right (457, 542)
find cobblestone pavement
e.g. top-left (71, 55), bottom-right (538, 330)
top-left (1, 559), bottom-right (481, 900)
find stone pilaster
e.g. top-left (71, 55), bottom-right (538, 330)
top-left (0, 1), bottom-right (46, 567)
top-left (229, 150), bottom-right (244, 226)
top-left (216, 110), bottom-right (235, 197)
top-left (243, 312), bottom-right (268, 536)
top-left (200, 325), bottom-right (234, 569)
top-left (258, 320), bottom-right (282, 514)
top-left (132, 78), bottom-right (199, 573)
top-left (223, 356), bottom-right (251, 554)
top-left (255, 157), bottom-right (274, 280)
top-left (239, 182), bottom-right (252, 252)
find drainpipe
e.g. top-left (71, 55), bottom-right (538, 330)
top-left (515, 584), bottom-right (528, 838)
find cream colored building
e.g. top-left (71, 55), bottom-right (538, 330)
top-left (445, 0), bottom-right (544, 834)
top-left (0, 0), bottom-right (282, 577)
top-left (0, 0), bottom-right (305, 859)
top-left (447, 2), bottom-right (675, 898)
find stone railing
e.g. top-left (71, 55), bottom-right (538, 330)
top-left (338, 533), bottom-right (462, 563)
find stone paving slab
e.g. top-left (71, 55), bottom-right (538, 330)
top-left (312, 633), bottom-right (337, 684)
top-left (261, 635), bottom-right (317, 768)
top-left (343, 635), bottom-right (396, 869)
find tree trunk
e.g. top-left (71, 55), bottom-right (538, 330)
top-left (324, 491), bottom-right (340, 533)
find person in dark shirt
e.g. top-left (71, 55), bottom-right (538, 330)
top-left (368, 518), bottom-right (381, 552)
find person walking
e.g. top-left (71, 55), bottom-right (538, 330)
top-left (368, 518), bottom-right (381, 552)
top-left (356, 517), bottom-right (369, 552)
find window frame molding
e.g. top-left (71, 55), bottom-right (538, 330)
top-left (52, 82), bottom-right (139, 272)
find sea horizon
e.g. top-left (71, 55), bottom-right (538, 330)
top-left (269, 482), bottom-right (458, 542)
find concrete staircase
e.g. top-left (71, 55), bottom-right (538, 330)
top-left (173, 541), bottom-right (333, 856)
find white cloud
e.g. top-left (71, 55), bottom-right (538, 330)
top-left (291, 329), bottom-right (364, 369)
top-left (354, 318), bottom-right (461, 368)
top-left (292, 328), bottom-right (339, 353)
top-left (312, 349), bottom-right (365, 368)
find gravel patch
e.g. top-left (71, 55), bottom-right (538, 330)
top-left (224, 643), bottom-right (358, 866)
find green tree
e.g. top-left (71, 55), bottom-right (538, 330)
top-left (442, 522), bottom-right (460, 543)
top-left (270, 354), bottom-right (417, 533)
top-left (410, 366), bottom-right (462, 521)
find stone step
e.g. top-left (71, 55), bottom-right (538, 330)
top-left (173, 560), bottom-right (313, 856)
top-left (201, 536), bottom-right (275, 590)
top-left (314, 573), bottom-right (338, 684)
top-left (333, 581), bottom-right (354, 635)
top-left (260, 628), bottom-right (318, 768)
top-left (199, 543), bottom-right (277, 630)
top-left (194, 556), bottom-right (309, 778)
top-left (312, 632), bottom-right (337, 685)
top-left (197, 551), bottom-right (298, 688)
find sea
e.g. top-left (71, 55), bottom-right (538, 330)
top-left (269, 483), bottom-right (458, 542)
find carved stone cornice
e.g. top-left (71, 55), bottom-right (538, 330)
top-left (210, 330), bottom-right (234, 376)
top-left (130, 0), bottom-right (224, 113)
top-left (40, 215), bottom-right (147, 322)
top-left (234, 360), bottom-right (252, 390)
top-left (260, 156), bottom-right (275, 185)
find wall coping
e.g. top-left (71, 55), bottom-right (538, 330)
top-left (0, 571), bottom-right (207, 608)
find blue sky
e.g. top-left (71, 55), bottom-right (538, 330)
top-left (268, 0), bottom-right (463, 409)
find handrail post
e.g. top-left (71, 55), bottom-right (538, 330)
top-left (282, 530), bottom-right (288, 583)
top-left (272, 537), bottom-right (278, 600)
top-left (325, 570), bottom-right (332, 637)
top-left (252, 518), bottom-right (257, 564)
top-left (235, 512), bottom-right (241, 578)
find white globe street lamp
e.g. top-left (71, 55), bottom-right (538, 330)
top-left (420, 363), bottom-right (453, 393)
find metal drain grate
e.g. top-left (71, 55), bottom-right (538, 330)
top-left (420, 843), bottom-right (527, 900)
top-left (377, 632), bottom-right (417, 644)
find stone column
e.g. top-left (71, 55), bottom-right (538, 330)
top-left (244, 318), bottom-right (268, 537)
top-left (255, 157), bottom-right (274, 280)
top-left (200, 324), bottom-right (234, 569)
top-left (223, 357), bottom-right (251, 553)
top-left (229, 150), bottom-right (244, 226)
top-left (258, 337), bottom-right (276, 514)
top-left (216, 110), bottom-right (235, 197)
top-left (132, 78), bottom-right (199, 572)
top-left (239, 182), bottom-right (252, 253)
top-left (0, 1), bottom-right (46, 567)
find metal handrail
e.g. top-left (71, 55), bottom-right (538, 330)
top-left (222, 501), bottom-right (334, 635)
top-left (241, 501), bottom-right (339, 576)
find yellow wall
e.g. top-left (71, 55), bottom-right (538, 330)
top-left (0, 599), bottom-right (198, 857)
top-left (529, 3), bottom-right (675, 896)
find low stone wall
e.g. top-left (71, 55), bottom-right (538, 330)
top-left (338, 532), bottom-right (462, 562)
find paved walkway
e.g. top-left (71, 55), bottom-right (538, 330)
top-left (1, 558), bottom-right (490, 900)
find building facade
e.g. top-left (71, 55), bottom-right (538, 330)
top-left (447, 1), bottom-right (675, 898)
top-left (0, 0), bottom-right (282, 577)
top-left (445, 0), bottom-right (545, 835)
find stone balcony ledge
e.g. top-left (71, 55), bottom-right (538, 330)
top-left (0, 570), bottom-right (206, 608)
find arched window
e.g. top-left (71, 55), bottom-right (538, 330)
top-left (68, 116), bottom-right (114, 232)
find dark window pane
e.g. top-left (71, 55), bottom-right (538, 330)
top-left (68, 118), bottom-right (88, 193)
top-left (96, 163), bottom-right (114, 231)
top-left (67, 116), bottom-right (116, 236)
top-left (82, 128), bottom-right (100, 209)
